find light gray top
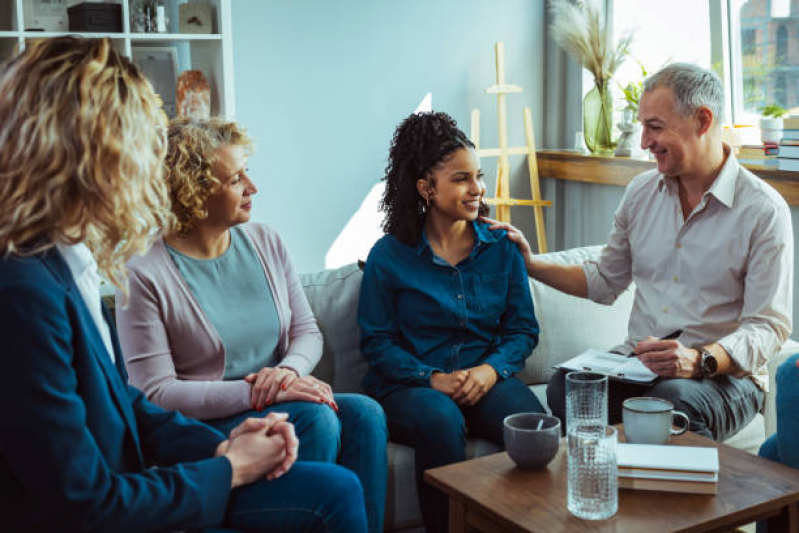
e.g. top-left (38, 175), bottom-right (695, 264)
top-left (582, 145), bottom-right (793, 391)
top-left (166, 225), bottom-right (281, 379)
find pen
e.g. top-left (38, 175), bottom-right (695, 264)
top-left (627, 329), bottom-right (683, 357)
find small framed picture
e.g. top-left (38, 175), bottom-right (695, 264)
top-left (132, 46), bottom-right (178, 117)
top-left (24, 0), bottom-right (68, 32)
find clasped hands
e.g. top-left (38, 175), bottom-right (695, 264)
top-left (430, 364), bottom-right (498, 406)
top-left (215, 412), bottom-right (298, 488)
top-left (244, 367), bottom-right (337, 412)
top-left (632, 337), bottom-right (700, 379)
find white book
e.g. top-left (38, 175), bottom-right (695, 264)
top-left (556, 349), bottom-right (657, 383)
top-left (617, 443), bottom-right (719, 477)
top-left (619, 467), bottom-right (718, 482)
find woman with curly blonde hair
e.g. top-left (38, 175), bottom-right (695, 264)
top-left (0, 37), bottom-right (366, 533)
top-left (116, 117), bottom-right (387, 533)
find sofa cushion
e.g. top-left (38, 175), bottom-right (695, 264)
top-left (517, 246), bottom-right (635, 385)
top-left (300, 263), bottom-right (367, 393)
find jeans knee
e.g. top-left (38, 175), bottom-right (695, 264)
top-left (339, 394), bottom-right (387, 439)
top-left (416, 400), bottom-right (465, 448)
top-left (297, 403), bottom-right (341, 462)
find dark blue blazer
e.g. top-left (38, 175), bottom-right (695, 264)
top-left (0, 248), bottom-right (233, 532)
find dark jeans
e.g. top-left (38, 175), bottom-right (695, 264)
top-left (379, 377), bottom-right (544, 533)
top-left (202, 462), bottom-right (367, 533)
top-left (206, 393), bottom-right (387, 533)
top-left (546, 369), bottom-right (764, 440)
top-left (757, 353), bottom-right (799, 533)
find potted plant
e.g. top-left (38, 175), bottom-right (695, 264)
top-left (549, 0), bottom-right (634, 155)
top-left (760, 104), bottom-right (787, 145)
top-left (615, 62), bottom-right (647, 157)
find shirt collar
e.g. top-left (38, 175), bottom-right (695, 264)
top-left (416, 220), bottom-right (499, 256)
top-left (656, 143), bottom-right (737, 209)
top-left (55, 242), bottom-right (97, 281)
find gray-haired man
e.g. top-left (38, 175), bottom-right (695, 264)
top-left (486, 63), bottom-right (793, 440)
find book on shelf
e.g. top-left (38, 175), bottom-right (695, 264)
top-left (618, 476), bottom-right (718, 494)
top-left (738, 144), bottom-right (779, 158)
top-left (778, 158), bottom-right (799, 172)
top-left (782, 129), bottom-right (799, 141)
top-left (555, 349), bottom-right (657, 383)
top-left (739, 158), bottom-right (779, 169)
top-left (783, 115), bottom-right (799, 130)
top-left (778, 144), bottom-right (799, 159)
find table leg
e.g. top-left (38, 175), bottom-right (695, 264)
top-left (765, 502), bottom-right (798, 532)
top-left (449, 498), bottom-right (467, 533)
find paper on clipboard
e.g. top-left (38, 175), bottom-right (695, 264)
top-left (557, 349), bottom-right (658, 383)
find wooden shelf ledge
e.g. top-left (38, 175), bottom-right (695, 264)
top-left (536, 150), bottom-right (799, 206)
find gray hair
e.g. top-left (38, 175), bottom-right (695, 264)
top-left (643, 63), bottom-right (724, 123)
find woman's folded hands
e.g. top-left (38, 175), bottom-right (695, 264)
top-left (245, 367), bottom-right (338, 412)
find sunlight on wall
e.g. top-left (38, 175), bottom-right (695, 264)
top-left (323, 93), bottom-right (432, 269)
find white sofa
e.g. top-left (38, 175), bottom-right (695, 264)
top-left (300, 245), bottom-right (799, 533)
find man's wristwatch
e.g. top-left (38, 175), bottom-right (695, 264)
top-left (697, 348), bottom-right (718, 379)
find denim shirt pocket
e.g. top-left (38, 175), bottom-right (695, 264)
top-left (472, 272), bottom-right (509, 320)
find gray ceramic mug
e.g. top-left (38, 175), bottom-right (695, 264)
top-left (503, 413), bottom-right (561, 470)
top-left (622, 397), bottom-right (690, 445)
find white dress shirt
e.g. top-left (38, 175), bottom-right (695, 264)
top-left (583, 146), bottom-right (793, 390)
top-left (56, 242), bottom-right (116, 363)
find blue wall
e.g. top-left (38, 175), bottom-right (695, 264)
top-left (232, 0), bottom-right (546, 271)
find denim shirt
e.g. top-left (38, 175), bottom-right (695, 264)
top-left (358, 221), bottom-right (539, 398)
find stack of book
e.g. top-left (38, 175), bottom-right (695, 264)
top-left (737, 144), bottom-right (779, 169)
top-left (616, 443), bottom-right (719, 494)
top-left (779, 115), bottom-right (799, 172)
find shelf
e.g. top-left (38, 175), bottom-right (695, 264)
top-left (4, 32), bottom-right (222, 41)
top-left (536, 150), bottom-right (799, 206)
top-left (130, 33), bottom-right (222, 41)
top-left (0, 0), bottom-right (235, 118)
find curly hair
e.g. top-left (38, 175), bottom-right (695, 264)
top-left (0, 37), bottom-right (173, 290)
top-left (165, 117), bottom-right (253, 233)
top-left (381, 112), bottom-right (488, 245)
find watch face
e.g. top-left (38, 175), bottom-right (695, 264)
top-left (702, 351), bottom-right (718, 375)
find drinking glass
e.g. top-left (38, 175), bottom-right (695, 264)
top-left (567, 425), bottom-right (618, 520)
top-left (565, 371), bottom-right (608, 434)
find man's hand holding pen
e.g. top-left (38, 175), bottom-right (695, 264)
top-left (631, 330), bottom-right (702, 379)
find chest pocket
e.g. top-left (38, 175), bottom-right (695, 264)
top-left (472, 272), bottom-right (509, 320)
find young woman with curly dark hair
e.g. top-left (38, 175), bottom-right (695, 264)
top-left (358, 111), bottom-right (544, 533)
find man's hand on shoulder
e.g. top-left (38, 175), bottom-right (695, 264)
top-left (633, 337), bottom-right (700, 379)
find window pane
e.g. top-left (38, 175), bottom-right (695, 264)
top-left (736, 0), bottom-right (799, 115)
top-left (612, 1), bottom-right (712, 99)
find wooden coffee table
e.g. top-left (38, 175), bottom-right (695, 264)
top-left (425, 429), bottom-right (799, 532)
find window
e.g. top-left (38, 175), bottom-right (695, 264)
top-left (611, 0), bottom-right (713, 100)
top-left (731, 0), bottom-right (798, 120)
top-left (611, 0), bottom-right (799, 124)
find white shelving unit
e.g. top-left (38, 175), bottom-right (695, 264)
top-left (0, 0), bottom-right (235, 118)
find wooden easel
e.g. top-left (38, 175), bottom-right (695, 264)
top-left (471, 42), bottom-right (551, 254)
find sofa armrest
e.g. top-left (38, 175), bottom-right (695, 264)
top-left (764, 339), bottom-right (799, 437)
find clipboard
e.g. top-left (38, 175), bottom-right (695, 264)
top-left (556, 349), bottom-right (658, 384)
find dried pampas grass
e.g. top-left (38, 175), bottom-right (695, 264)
top-left (549, 0), bottom-right (633, 86)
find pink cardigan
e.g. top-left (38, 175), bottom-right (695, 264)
top-left (115, 223), bottom-right (323, 420)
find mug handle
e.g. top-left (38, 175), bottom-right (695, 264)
top-left (670, 411), bottom-right (690, 436)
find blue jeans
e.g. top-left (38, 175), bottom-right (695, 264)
top-left (202, 462), bottom-right (366, 532)
top-left (206, 393), bottom-right (387, 533)
top-left (379, 377), bottom-right (544, 533)
top-left (757, 354), bottom-right (799, 533)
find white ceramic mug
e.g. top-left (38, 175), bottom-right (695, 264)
top-left (622, 397), bottom-right (690, 445)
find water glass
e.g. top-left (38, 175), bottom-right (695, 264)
top-left (565, 371), bottom-right (608, 434)
top-left (567, 425), bottom-right (618, 520)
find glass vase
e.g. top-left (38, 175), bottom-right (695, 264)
top-left (583, 80), bottom-right (615, 155)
